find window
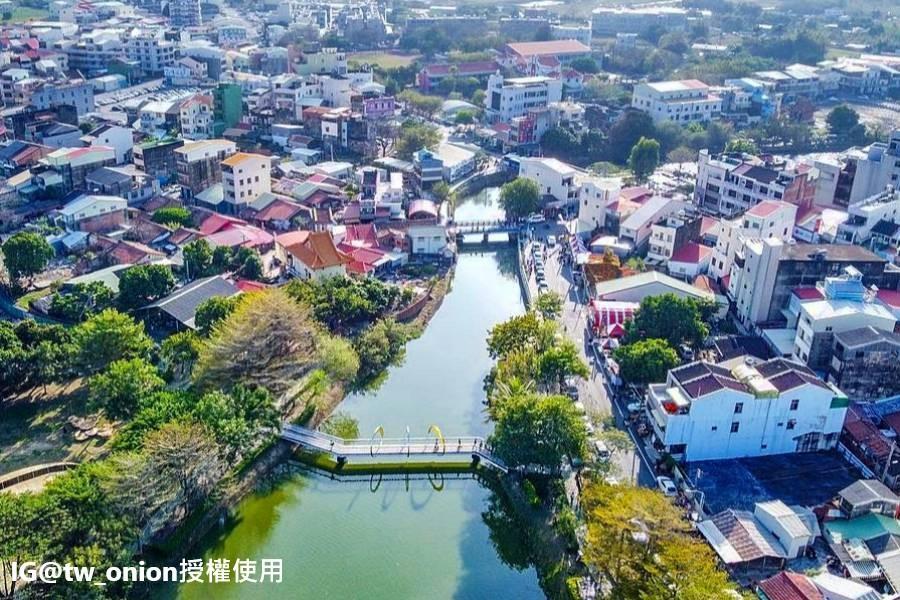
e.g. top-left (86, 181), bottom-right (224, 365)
top-left (787, 419), bottom-right (796, 430)
top-left (711, 426), bottom-right (718, 431)
top-left (734, 402), bottom-right (743, 414)
top-left (730, 422), bottom-right (740, 433)
top-left (790, 399), bottom-right (799, 411)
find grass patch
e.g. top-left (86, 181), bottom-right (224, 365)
top-left (15, 287), bottom-right (50, 310)
top-left (2, 7), bottom-right (49, 22)
top-left (349, 51), bottom-right (420, 69)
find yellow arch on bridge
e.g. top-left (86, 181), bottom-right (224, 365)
top-left (370, 426), bottom-right (385, 457)
top-left (427, 425), bottom-right (446, 454)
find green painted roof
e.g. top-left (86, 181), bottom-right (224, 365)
top-left (826, 513), bottom-right (900, 542)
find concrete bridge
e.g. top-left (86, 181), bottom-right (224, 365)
top-left (280, 424), bottom-right (508, 474)
top-left (451, 220), bottom-right (521, 245)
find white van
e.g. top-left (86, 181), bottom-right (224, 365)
top-left (593, 440), bottom-right (611, 461)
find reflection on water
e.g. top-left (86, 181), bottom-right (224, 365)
top-left (170, 191), bottom-right (542, 599)
top-left (454, 187), bottom-right (504, 222)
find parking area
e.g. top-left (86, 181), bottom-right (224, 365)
top-left (686, 451), bottom-right (862, 514)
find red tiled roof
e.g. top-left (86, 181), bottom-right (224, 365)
top-left (757, 572), bottom-right (823, 600)
top-left (877, 289), bottom-right (900, 309)
top-left (746, 200), bottom-right (784, 218)
top-left (619, 186), bottom-right (653, 203)
top-left (693, 275), bottom-right (719, 294)
top-left (198, 213), bottom-right (246, 235)
top-left (882, 412), bottom-right (900, 439)
top-left (235, 279), bottom-right (268, 292)
top-left (285, 231), bottom-right (351, 270)
top-left (255, 198), bottom-right (306, 222)
top-left (670, 242), bottom-right (712, 264)
top-left (792, 286), bottom-right (824, 301)
top-left (844, 418), bottom-right (892, 461)
top-left (343, 224), bottom-right (379, 248)
top-left (700, 216), bottom-right (719, 236)
top-left (205, 224), bottom-right (273, 249)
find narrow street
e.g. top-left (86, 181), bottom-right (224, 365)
top-left (522, 220), bottom-right (656, 487)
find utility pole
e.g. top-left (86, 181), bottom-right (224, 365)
top-left (883, 441), bottom-right (896, 484)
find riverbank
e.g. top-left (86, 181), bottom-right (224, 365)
top-left (150, 261), bottom-right (458, 566)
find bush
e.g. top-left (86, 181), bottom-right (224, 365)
top-left (523, 479), bottom-right (541, 507)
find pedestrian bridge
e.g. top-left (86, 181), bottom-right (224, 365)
top-left (280, 424), bottom-right (508, 474)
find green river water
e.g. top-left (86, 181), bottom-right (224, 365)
top-left (171, 189), bottom-right (545, 599)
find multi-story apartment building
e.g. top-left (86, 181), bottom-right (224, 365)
top-left (790, 269), bottom-right (896, 371)
top-left (620, 197), bottom-right (689, 253)
top-left (134, 138), bottom-right (184, 181)
top-left (221, 152), bottom-right (271, 213)
top-left (591, 5), bottom-right (690, 36)
top-left (29, 80), bottom-right (95, 117)
top-left (178, 95), bottom-right (214, 140)
top-left (550, 23), bottom-right (592, 47)
top-left (647, 207), bottom-right (703, 264)
top-left (295, 48), bottom-right (347, 76)
top-left (164, 57), bottom-right (209, 87)
top-left (709, 200), bottom-right (797, 281)
top-left (849, 130), bottom-right (900, 204)
top-left (57, 31), bottom-right (125, 76)
top-left (484, 73), bottom-right (563, 123)
top-left (750, 64), bottom-right (823, 103)
top-left (416, 60), bottom-right (499, 93)
top-left (729, 239), bottom-right (892, 328)
top-left (829, 327), bottom-right (900, 401)
top-left (40, 145), bottom-right (116, 192)
top-left (577, 176), bottom-right (621, 234)
top-left (645, 358), bottom-right (847, 462)
top-left (175, 139), bottom-right (236, 196)
top-left (518, 157), bottom-right (577, 206)
top-left (126, 30), bottom-right (177, 76)
top-left (631, 80), bottom-right (722, 125)
top-left (695, 150), bottom-right (817, 218)
top-left (80, 124), bottom-right (133, 165)
top-left (835, 187), bottom-right (900, 246)
top-left (170, 0), bottom-right (201, 27)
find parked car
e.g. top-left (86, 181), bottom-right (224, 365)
top-left (593, 440), bottom-right (611, 462)
top-left (564, 384), bottom-right (579, 400)
top-left (527, 213), bottom-right (545, 223)
top-left (626, 402), bottom-right (642, 416)
top-left (538, 282), bottom-right (550, 293)
top-left (547, 235), bottom-right (557, 247)
top-left (656, 476), bottom-right (677, 496)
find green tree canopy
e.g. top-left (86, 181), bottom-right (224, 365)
top-left (454, 110), bottom-right (475, 125)
top-left (183, 238), bottom-right (214, 280)
top-left (193, 385), bottom-right (279, 459)
top-left (625, 293), bottom-right (715, 349)
top-left (151, 206), bottom-right (192, 228)
top-left (607, 110), bottom-right (655, 164)
top-left (195, 295), bottom-right (240, 336)
top-left (490, 391), bottom-right (587, 470)
top-left (499, 178), bottom-right (541, 220)
top-left (1, 231), bottom-right (54, 285)
top-left (284, 275), bottom-right (401, 332)
top-left (724, 137), bottom-right (759, 155)
top-left (614, 338), bottom-right (679, 385)
top-left (321, 411), bottom-right (360, 439)
top-left (628, 136), bottom-right (660, 181)
top-left (48, 281), bottom-right (115, 322)
top-left (568, 56), bottom-right (599, 73)
top-left (73, 309), bottom-right (153, 375)
top-left (486, 311), bottom-right (556, 359)
top-left (534, 291), bottom-right (563, 320)
top-left (118, 264), bottom-right (175, 310)
top-left (88, 357), bottom-right (165, 419)
top-left (827, 104), bottom-right (860, 135)
top-left (354, 318), bottom-right (412, 382)
top-left (394, 119), bottom-right (441, 159)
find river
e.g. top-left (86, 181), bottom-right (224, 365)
top-left (170, 189), bottom-right (544, 600)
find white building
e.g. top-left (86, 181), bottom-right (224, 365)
top-left (164, 57), bottom-right (208, 87)
top-left (835, 187), bottom-right (900, 246)
top-left (619, 196), bottom-right (688, 251)
top-left (409, 222), bottom-right (449, 255)
top-left (577, 176), bottom-right (621, 234)
top-left (80, 124), bottom-right (133, 165)
top-left (484, 73), bottom-right (563, 123)
top-left (221, 152), bottom-right (271, 212)
top-left (631, 79), bottom-right (722, 125)
top-left (518, 156), bottom-right (577, 205)
top-left (591, 5), bottom-right (690, 36)
top-left (848, 130), bottom-right (900, 204)
top-left (125, 29), bottom-right (177, 75)
top-left (56, 30), bottom-right (125, 76)
top-left (170, 0), bottom-right (201, 27)
top-left (295, 47), bottom-right (347, 76)
top-left (28, 80), bottom-right (94, 117)
top-left (709, 200), bottom-right (797, 281)
top-left (549, 23), bottom-right (592, 46)
top-left (178, 95), bottom-right (214, 140)
top-left (646, 358), bottom-right (848, 462)
top-left (792, 268), bottom-right (897, 370)
top-left (592, 271), bottom-right (716, 305)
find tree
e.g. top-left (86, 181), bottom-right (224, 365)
top-left (193, 289), bottom-right (319, 399)
top-left (318, 334), bottom-right (360, 383)
top-left (1, 231), bottom-right (53, 285)
top-left (581, 480), bottom-right (737, 599)
top-left (537, 340), bottom-right (589, 389)
top-left (193, 385), bottom-right (279, 459)
top-left (160, 330), bottom-right (202, 380)
top-left (284, 275), bottom-right (401, 331)
top-left (628, 137), bottom-right (660, 181)
top-left (48, 281), bottom-right (115, 322)
top-left (394, 119), bottom-right (441, 159)
top-left (471, 89), bottom-right (486, 107)
top-left (183, 238), bottom-right (214, 280)
top-left (540, 127), bottom-right (580, 160)
top-left (397, 90), bottom-right (442, 118)
top-left (499, 178), bottom-right (541, 220)
top-left (614, 339), bottom-right (679, 385)
top-left (88, 358), bottom-right (165, 419)
top-left (454, 110), bottom-right (475, 125)
top-left (321, 412), bottom-right (360, 439)
top-left (625, 293), bottom-right (714, 349)
top-left (486, 311), bottom-right (555, 359)
top-left (232, 247), bottom-right (264, 280)
top-left (534, 291), bottom-right (563, 320)
top-left (0, 493), bottom-right (46, 598)
top-left (212, 245), bottom-right (233, 273)
top-left (117, 264), bottom-right (175, 310)
top-left (431, 180), bottom-right (452, 203)
top-left (666, 146), bottom-right (697, 165)
top-left (373, 120), bottom-right (399, 157)
top-left (607, 110), bottom-right (655, 164)
top-left (490, 392), bottom-right (587, 470)
top-left (73, 309), bottom-right (153, 375)
top-left (354, 318), bottom-right (412, 381)
top-left (195, 295), bottom-right (239, 336)
top-left (827, 105), bottom-right (860, 136)
top-left (568, 56), bottom-right (599, 73)
top-left (151, 206), bottom-right (192, 228)
top-left (724, 137), bottom-right (759, 155)
top-left (107, 422), bottom-right (225, 542)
